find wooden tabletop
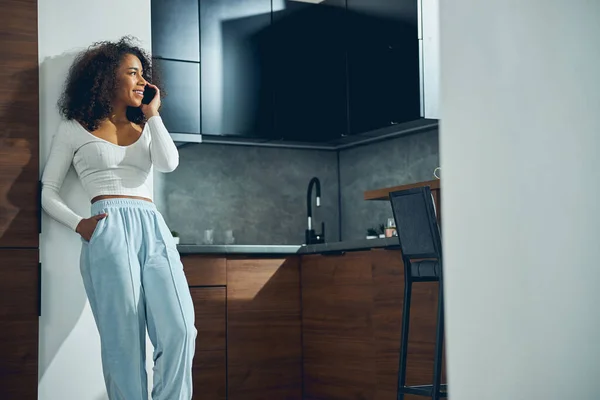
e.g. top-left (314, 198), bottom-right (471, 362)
top-left (363, 179), bottom-right (440, 201)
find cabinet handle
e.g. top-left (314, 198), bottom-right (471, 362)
top-left (38, 180), bottom-right (42, 233)
top-left (38, 262), bottom-right (42, 317)
top-left (321, 250), bottom-right (346, 256)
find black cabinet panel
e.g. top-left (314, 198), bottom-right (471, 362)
top-left (346, 0), bottom-right (420, 135)
top-left (201, 0), bottom-right (273, 137)
top-left (151, 0), bottom-right (200, 62)
top-left (346, 0), bottom-right (417, 22)
top-left (149, 0), bottom-right (420, 142)
top-left (322, 0), bottom-right (347, 7)
top-left (270, 1), bottom-right (348, 142)
top-left (155, 59), bottom-right (201, 134)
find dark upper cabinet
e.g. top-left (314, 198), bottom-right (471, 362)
top-left (270, 1), bottom-right (348, 142)
top-left (151, 0), bottom-right (200, 62)
top-left (149, 0), bottom-right (421, 143)
top-left (201, 0), bottom-right (273, 138)
top-left (346, 0), bottom-right (420, 135)
top-left (346, 0), bottom-right (418, 22)
top-left (155, 59), bottom-right (201, 134)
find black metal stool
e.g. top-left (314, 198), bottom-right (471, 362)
top-left (389, 186), bottom-right (446, 400)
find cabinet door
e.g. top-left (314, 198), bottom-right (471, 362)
top-left (301, 251), bottom-right (377, 400)
top-left (155, 59), bottom-right (201, 134)
top-left (191, 287), bottom-right (227, 400)
top-left (201, 0), bottom-right (273, 138)
top-left (301, 250), bottom-right (446, 400)
top-left (151, 0), bottom-right (200, 62)
top-left (271, 1), bottom-right (348, 142)
top-left (227, 257), bottom-right (302, 400)
top-left (0, 249), bottom-right (39, 399)
top-left (346, 0), bottom-right (420, 135)
top-left (0, 0), bottom-right (39, 248)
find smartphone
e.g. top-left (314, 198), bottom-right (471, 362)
top-left (142, 85), bottom-right (157, 105)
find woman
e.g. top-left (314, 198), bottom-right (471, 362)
top-left (41, 36), bottom-right (196, 400)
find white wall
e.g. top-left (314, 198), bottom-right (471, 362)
top-left (38, 2), bottom-right (152, 399)
top-left (440, 1), bottom-right (600, 399)
top-left (419, 0), bottom-right (439, 119)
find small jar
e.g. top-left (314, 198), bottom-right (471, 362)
top-left (385, 217), bottom-right (397, 238)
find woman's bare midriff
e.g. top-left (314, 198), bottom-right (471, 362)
top-left (91, 194), bottom-right (153, 204)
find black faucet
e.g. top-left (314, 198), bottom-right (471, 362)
top-left (305, 177), bottom-right (325, 245)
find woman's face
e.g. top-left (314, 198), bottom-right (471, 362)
top-left (113, 53), bottom-right (147, 108)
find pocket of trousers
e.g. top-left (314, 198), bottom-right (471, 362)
top-left (156, 212), bottom-right (178, 249)
top-left (88, 214), bottom-right (108, 244)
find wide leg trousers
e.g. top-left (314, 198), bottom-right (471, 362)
top-left (80, 198), bottom-right (196, 400)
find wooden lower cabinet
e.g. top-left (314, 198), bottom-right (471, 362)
top-left (301, 249), bottom-right (446, 400)
top-left (0, 249), bottom-right (39, 400)
top-left (183, 250), bottom-right (444, 400)
top-left (191, 287), bottom-right (227, 400)
top-left (184, 255), bottom-right (302, 400)
top-left (183, 256), bottom-right (227, 400)
top-left (227, 257), bottom-right (302, 400)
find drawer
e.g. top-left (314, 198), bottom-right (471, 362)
top-left (181, 255), bottom-right (226, 286)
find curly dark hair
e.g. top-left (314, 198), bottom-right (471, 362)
top-left (58, 36), bottom-right (162, 132)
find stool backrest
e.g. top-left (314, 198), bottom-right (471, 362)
top-left (389, 186), bottom-right (442, 261)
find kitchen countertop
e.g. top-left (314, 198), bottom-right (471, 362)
top-left (176, 244), bottom-right (302, 255)
top-left (176, 237), bottom-right (400, 255)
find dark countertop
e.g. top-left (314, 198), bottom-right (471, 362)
top-left (176, 237), bottom-right (400, 255)
top-left (177, 244), bottom-right (301, 255)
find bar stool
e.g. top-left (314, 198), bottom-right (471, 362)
top-left (389, 186), bottom-right (446, 400)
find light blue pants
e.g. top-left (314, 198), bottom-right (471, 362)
top-left (80, 198), bottom-right (196, 400)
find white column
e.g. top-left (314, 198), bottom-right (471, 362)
top-left (440, 1), bottom-right (600, 399)
top-left (38, 2), bottom-right (152, 398)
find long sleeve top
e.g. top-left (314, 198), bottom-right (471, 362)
top-left (41, 116), bottom-right (179, 231)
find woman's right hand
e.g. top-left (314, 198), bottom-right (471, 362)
top-left (76, 213), bottom-right (108, 242)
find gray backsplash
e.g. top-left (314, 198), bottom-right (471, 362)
top-left (339, 129), bottom-right (439, 240)
top-left (155, 128), bottom-right (438, 245)
top-left (154, 143), bottom-right (339, 245)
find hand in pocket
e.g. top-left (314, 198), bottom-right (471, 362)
top-left (76, 213), bottom-right (108, 242)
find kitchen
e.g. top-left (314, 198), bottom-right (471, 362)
top-left (149, 0), bottom-right (442, 398)
top-left (152, 0), bottom-right (439, 246)
top-left (3, 0), bottom-right (445, 400)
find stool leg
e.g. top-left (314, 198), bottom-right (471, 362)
top-left (432, 280), bottom-right (445, 400)
top-left (397, 263), bottom-right (413, 400)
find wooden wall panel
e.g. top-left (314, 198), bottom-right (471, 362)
top-left (0, 0), bottom-right (40, 248)
top-left (0, 249), bottom-right (39, 399)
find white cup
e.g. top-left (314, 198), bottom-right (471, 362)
top-left (203, 229), bottom-right (214, 245)
top-left (224, 230), bottom-right (235, 245)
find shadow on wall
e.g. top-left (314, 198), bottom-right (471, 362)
top-left (37, 52), bottom-right (156, 400)
top-left (0, 49), bottom-right (99, 397)
top-left (37, 52), bottom-right (95, 391)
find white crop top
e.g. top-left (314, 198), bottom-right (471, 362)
top-left (41, 116), bottom-right (179, 231)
